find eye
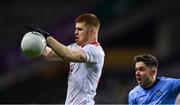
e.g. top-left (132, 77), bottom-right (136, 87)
top-left (139, 67), bottom-right (145, 71)
top-left (76, 28), bottom-right (82, 31)
top-left (136, 67), bottom-right (145, 71)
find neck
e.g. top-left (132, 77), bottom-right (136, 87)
top-left (89, 38), bottom-right (98, 43)
top-left (83, 32), bottom-right (98, 46)
top-left (82, 38), bottom-right (98, 47)
top-left (143, 77), bottom-right (158, 89)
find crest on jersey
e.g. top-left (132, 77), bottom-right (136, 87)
top-left (156, 89), bottom-right (162, 96)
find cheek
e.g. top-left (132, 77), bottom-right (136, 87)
top-left (79, 32), bottom-right (85, 38)
top-left (81, 34), bottom-right (88, 41)
top-left (142, 72), bottom-right (151, 79)
top-left (78, 33), bottom-right (84, 39)
top-left (79, 35), bottom-right (85, 41)
top-left (138, 72), bottom-right (147, 77)
top-left (79, 30), bottom-right (89, 41)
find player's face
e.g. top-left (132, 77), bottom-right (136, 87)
top-left (135, 62), bottom-right (154, 88)
top-left (75, 22), bottom-right (91, 46)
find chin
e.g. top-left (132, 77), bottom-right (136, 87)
top-left (137, 81), bottom-right (143, 86)
top-left (76, 42), bottom-right (82, 46)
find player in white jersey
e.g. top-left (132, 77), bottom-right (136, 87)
top-left (43, 13), bottom-right (105, 105)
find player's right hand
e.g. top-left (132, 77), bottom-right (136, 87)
top-left (25, 25), bottom-right (50, 38)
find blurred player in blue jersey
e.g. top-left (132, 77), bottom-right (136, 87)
top-left (128, 54), bottom-right (180, 105)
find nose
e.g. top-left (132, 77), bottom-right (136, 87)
top-left (75, 29), bottom-right (78, 35)
top-left (136, 70), bottom-right (140, 76)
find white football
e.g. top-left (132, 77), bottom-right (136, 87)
top-left (21, 31), bottom-right (46, 58)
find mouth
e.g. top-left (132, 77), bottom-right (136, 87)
top-left (75, 36), bottom-right (79, 42)
top-left (75, 36), bottom-right (79, 41)
top-left (136, 77), bottom-right (142, 84)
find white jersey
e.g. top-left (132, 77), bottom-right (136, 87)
top-left (65, 43), bottom-right (105, 105)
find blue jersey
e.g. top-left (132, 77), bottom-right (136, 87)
top-left (128, 77), bottom-right (180, 105)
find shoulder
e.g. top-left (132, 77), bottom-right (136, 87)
top-left (159, 76), bottom-right (180, 82)
top-left (129, 85), bottom-right (142, 96)
top-left (82, 44), bottom-right (105, 63)
top-left (158, 77), bottom-right (180, 86)
top-left (128, 85), bottom-right (142, 103)
top-left (83, 43), bottom-right (101, 49)
top-left (83, 44), bottom-right (105, 56)
top-left (158, 77), bottom-right (180, 93)
top-left (67, 43), bottom-right (80, 49)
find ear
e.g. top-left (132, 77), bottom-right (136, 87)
top-left (89, 29), bottom-right (93, 34)
top-left (87, 28), bottom-right (94, 37)
top-left (150, 68), bottom-right (157, 75)
top-left (86, 29), bottom-right (91, 37)
top-left (92, 27), bottom-right (97, 36)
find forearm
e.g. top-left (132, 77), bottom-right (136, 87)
top-left (46, 36), bottom-right (86, 62)
top-left (47, 50), bottom-right (63, 61)
top-left (43, 46), bottom-right (62, 61)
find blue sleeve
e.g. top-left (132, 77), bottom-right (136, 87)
top-left (128, 92), bottom-right (136, 105)
top-left (171, 78), bottom-right (180, 96)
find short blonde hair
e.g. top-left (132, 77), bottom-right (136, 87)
top-left (75, 13), bottom-right (100, 29)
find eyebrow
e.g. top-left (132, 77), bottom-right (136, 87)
top-left (135, 67), bottom-right (145, 70)
top-left (77, 27), bottom-right (83, 30)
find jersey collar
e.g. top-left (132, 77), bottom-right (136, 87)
top-left (81, 42), bottom-right (99, 47)
top-left (143, 77), bottom-right (160, 90)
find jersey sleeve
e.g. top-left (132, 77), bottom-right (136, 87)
top-left (67, 43), bottom-right (78, 49)
top-left (81, 45), bottom-right (100, 63)
top-left (171, 78), bottom-right (180, 96)
top-left (128, 91), bottom-right (137, 105)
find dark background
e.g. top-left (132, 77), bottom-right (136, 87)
top-left (0, 0), bottom-right (180, 104)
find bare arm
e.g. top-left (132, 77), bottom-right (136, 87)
top-left (46, 36), bottom-right (86, 62)
top-left (43, 46), bottom-right (63, 61)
